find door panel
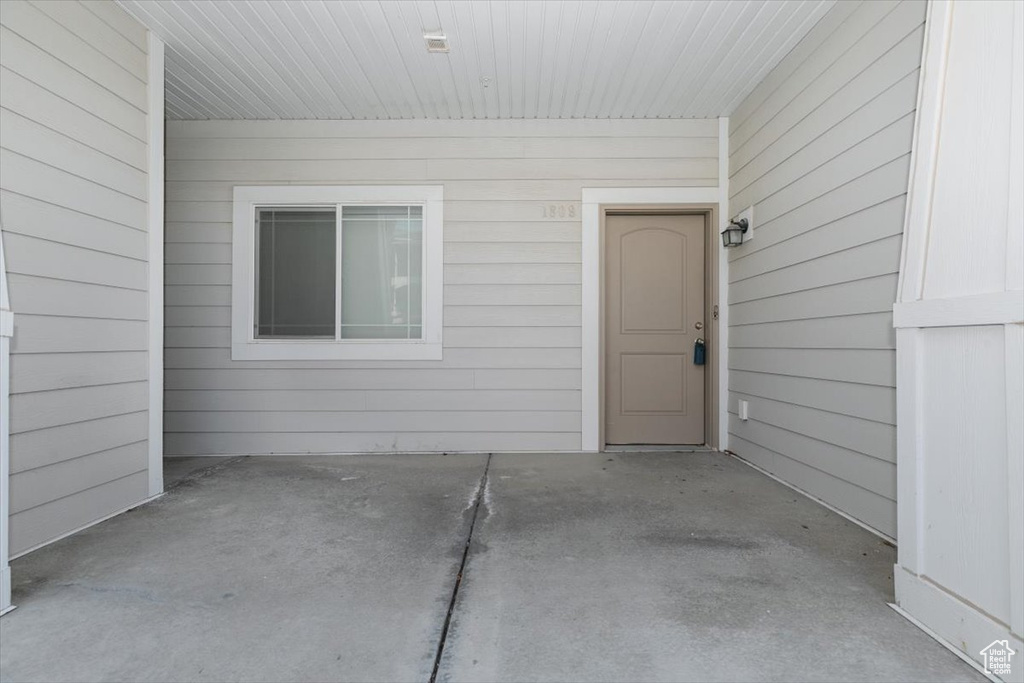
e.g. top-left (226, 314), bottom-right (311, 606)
top-left (605, 214), bottom-right (705, 444)
top-left (620, 353), bottom-right (687, 413)
top-left (620, 229), bottom-right (687, 332)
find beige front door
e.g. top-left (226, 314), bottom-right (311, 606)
top-left (605, 213), bottom-right (705, 445)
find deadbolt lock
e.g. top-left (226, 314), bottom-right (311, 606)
top-left (695, 322), bottom-right (704, 331)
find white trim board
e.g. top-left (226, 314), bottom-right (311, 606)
top-left (895, 0), bottom-right (954, 304)
top-left (0, 334), bottom-right (9, 616)
top-left (717, 117), bottom-right (730, 451)
top-left (0, 230), bottom-right (11, 615)
top-left (580, 185), bottom-right (720, 453)
top-left (147, 34), bottom-right (165, 498)
top-left (887, 603), bottom-right (1000, 683)
top-left (893, 291), bottom-right (1024, 328)
top-left (895, 568), bottom-right (1023, 681)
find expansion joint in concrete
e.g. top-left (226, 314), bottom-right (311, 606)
top-left (429, 453), bottom-right (492, 683)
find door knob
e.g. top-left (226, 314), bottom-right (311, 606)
top-left (695, 322), bottom-right (704, 331)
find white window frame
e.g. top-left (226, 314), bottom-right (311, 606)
top-left (231, 185), bottom-right (443, 361)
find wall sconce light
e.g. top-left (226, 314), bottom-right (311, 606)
top-left (721, 218), bottom-right (749, 248)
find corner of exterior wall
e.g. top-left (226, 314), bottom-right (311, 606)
top-left (147, 31), bottom-right (165, 498)
top-left (720, 0), bottom-right (927, 540)
top-left (1, 229), bottom-right (13, 614)
top-left (1, 0), bottom-right (157, 558)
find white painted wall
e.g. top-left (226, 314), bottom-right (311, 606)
top-left (0, 0), bottom-right (156, 556)
top-left (163, 118), bottom-right (718, 455)
top-left (894, 0), bottom-right (1024, 674)
top-left (724, 0), bottom-right (926, 538)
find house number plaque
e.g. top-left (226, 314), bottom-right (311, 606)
top-left (541, 203), bottom-right (577, 219)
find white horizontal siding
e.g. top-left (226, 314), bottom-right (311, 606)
top-left (164, 158), bottom-right (716, 184)
top-left (164, 390), bottom-right (581, 413)
top-left (164, 411), bottom-right (580, 434)
top-left (0, 0), bottom-right (150, 556)
top-left (10, 351), bottom-right (147, 394)
top-left (163, 433), bottom-right (582, 457)
top-left (162, 348), bottom-right (582, 371)
top-left (165, 136), bottom-right (719, 161)
top-left (164, 119), bottom-right (715, 454)
top-left (163, 368), bottom-right (583, 392)
top-left (0, 191), bottom-right (148, 259)
top-left (10, 382), bottom-right (148, 433)
top-left (9, 441), bottom-right (147, 514)
top-left (730, 370), bottom-right (896, 425)
top-left (8, 470), bottom-right (149, 556)
top-left (8, 412), bottom-right (148, 474)
top-left (166, 119), bottom-right (719, 138)
top-left (726, 0), bottom-right (926, 539)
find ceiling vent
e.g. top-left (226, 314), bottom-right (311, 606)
top-left (423, 32), bottom-right (449, 53)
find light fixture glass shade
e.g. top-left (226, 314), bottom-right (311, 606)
top-left (721, 218), bottom-right (748, 248)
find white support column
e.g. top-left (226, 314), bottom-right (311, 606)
top-left (893, 0), bottom-right (1024, 675)
top-left (147, 34), bottom-right (165, 497)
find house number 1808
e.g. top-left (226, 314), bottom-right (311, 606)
top-left (542, 204), bottom-right (577, 218)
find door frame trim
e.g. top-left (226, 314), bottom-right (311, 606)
top-left (581, 187), bottom-right (722, 452)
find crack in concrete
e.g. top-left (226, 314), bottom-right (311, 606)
top-left (55, 582), bottom-right (162, 603)
top-left (430, 453), bottom-right (492, 683)
top-left (165, 456), bottom-right (248, 492)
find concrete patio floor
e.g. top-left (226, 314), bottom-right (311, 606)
top-left (0, 452), bottom-right (980, 683)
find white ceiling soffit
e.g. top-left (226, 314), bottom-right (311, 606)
top-left (118, 0), bottom-right (835, 121)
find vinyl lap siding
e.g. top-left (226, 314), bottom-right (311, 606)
top-left (726, 0), bottom-right (926, 538)
top-left (164, 118), bottom-right (718, 455)
top-left (0, 0), bottom-right (150, 555)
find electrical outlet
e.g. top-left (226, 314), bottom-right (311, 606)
top-left (738, 400), bottom-right (750, 421)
